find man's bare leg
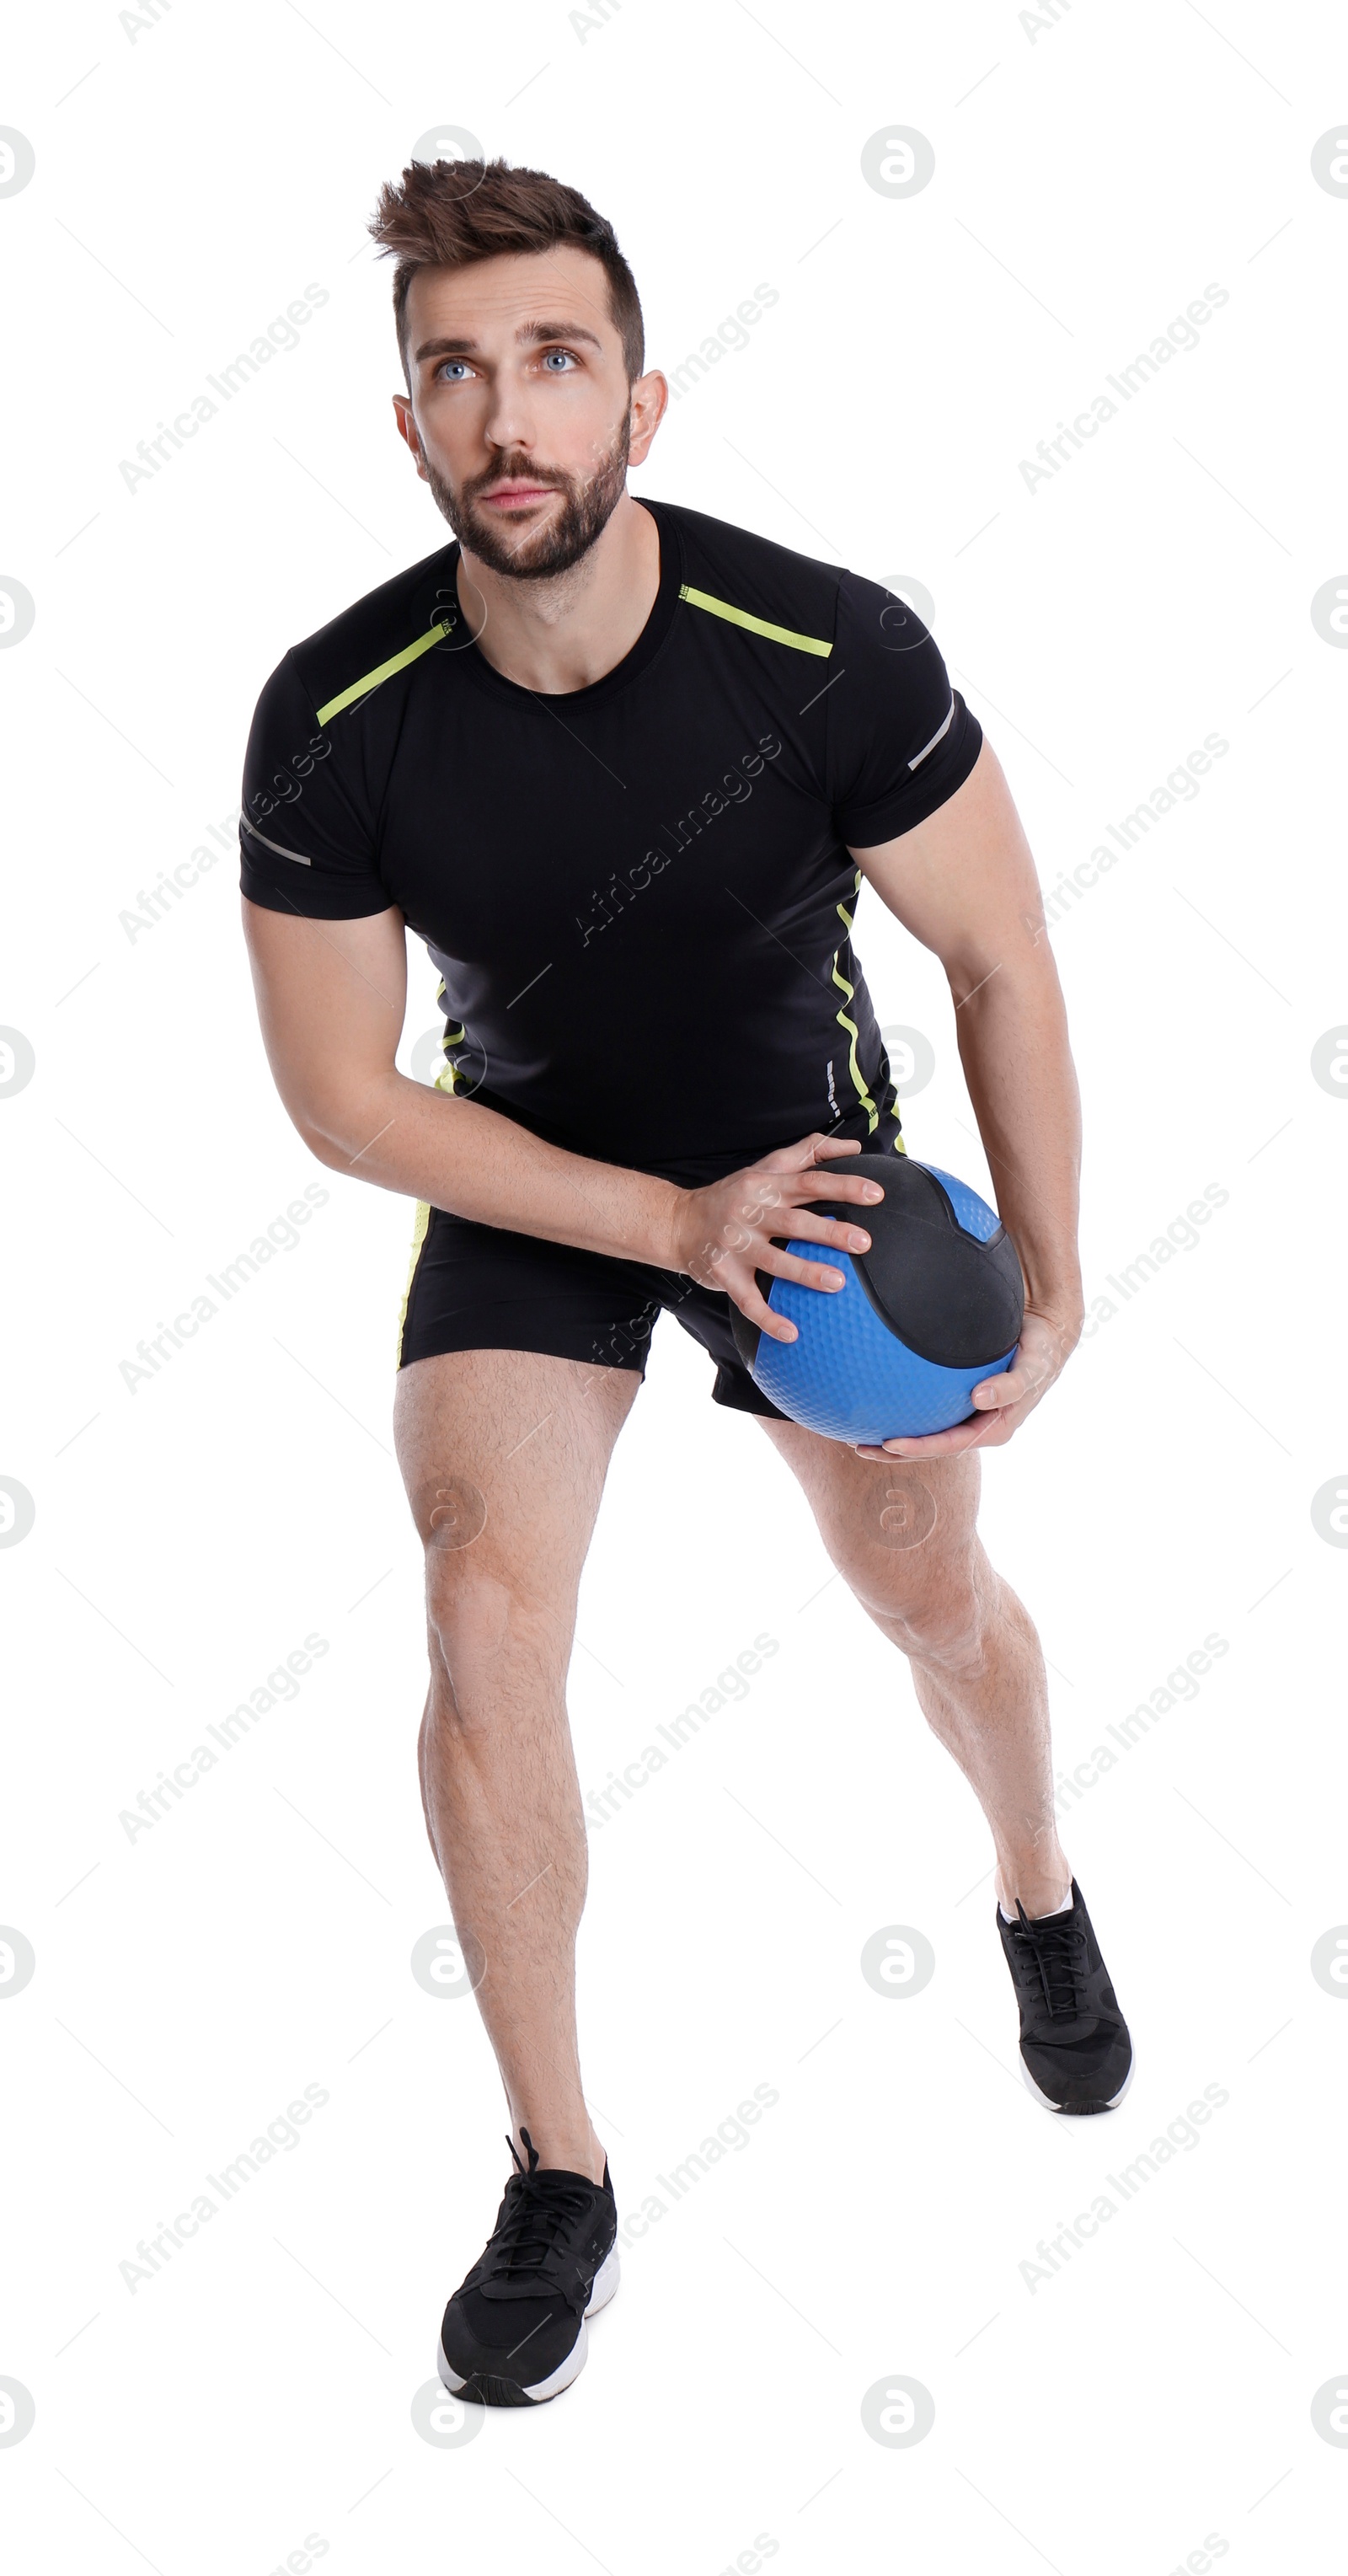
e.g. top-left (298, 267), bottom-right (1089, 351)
top-left (757, 1424), bottom-right (1070, 1915)
top-left (393, 1348), bottom-right (639, 2182)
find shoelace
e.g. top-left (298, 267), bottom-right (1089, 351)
top-left (482, 2126), bottom-right (600, 2284)
top-left (1012, 1900), bottom-right (1089, 2022)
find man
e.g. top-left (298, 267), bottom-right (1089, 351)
top-left (239, 156), bottom-right (1131, 2410)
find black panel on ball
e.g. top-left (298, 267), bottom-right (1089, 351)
top-left (798, 1154), bottom-right (1024, 1366)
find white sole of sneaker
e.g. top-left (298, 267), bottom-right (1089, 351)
top-left (1021, 2051), bottom-right (1135, 2115)
top-left (437, 2243), bottom-right (622, 2406)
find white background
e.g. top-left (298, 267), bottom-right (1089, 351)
top-left (3, 1), bottom-right (1347, 2568)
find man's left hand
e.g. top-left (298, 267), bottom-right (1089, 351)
top-left (853, 1305), bottom-right (1083, 1460)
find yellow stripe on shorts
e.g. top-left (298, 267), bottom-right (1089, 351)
top-left (395, 1199), bottom-right (432, 1368)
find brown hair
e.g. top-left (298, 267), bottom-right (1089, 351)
top-left (368, 157), bottom-right (645, 388)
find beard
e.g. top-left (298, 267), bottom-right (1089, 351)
top-left (421, 415), bottom-right (632, 581)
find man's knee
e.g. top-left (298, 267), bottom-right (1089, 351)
top-left (842, 1541), bottom-right (990, 1673)
top-left (821, 1464), bottom-right (988, 1663)
top-left (425, 1556), bottom-right (571, 1734)
top-left (896, 1591), bottom-right (991, 1676)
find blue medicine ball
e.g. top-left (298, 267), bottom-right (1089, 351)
top-left (730, 1153), bottom-right (1024, 1444)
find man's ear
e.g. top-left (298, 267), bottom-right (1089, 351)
top-left (393, 394), bottom-right (427, 478)
top-left (628, 368), bottom-right (668, 469)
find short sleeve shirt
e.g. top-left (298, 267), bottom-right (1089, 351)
top-left (239, 496), bottom-right (982, 1185)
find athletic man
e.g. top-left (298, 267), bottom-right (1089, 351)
top-left (239, 158), bottom-right (1131, 2408)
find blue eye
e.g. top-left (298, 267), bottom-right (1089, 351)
top-left (543, 349), bottom-right (578, 371)
top-left (438, 359), bottom-right (472, 382)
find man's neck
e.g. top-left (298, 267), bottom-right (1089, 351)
top-left (455, 492), bottom-right (660, 697)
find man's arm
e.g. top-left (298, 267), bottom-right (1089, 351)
top-left (848, 735), bottom-right (1085, 1454)
top-left (240, 897), bottom-right (883, 1345)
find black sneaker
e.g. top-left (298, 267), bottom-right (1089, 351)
top-left (996, 1879), bottom-right (1133, 2114)
top-left (437, 2128), bottom-right (618, 2407)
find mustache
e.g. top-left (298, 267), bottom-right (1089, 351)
top-left (464, 458), bottom-right (570, 501)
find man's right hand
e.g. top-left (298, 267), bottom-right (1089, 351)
top-left (669, 1133), bottom-right (885, 1343)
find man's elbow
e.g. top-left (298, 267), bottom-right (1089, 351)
top-left (249, 1009), bottom-right (404, 1170)
top-left (280, 1089), bottom-right (366, 1173)
top-left (297, 1123), bottom-right (345, 1172)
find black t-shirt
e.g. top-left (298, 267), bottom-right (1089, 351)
top-left (238, 495), bottom-right (982, 1186)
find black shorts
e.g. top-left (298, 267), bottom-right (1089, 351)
top-left (394, 1114), bottom-right (907, 1417)
top-left (396, 1202), bottom-right (789, 1416)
